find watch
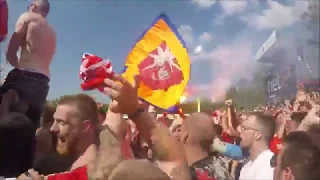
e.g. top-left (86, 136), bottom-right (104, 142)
top-left (128, 108), bottom-right (145, 120)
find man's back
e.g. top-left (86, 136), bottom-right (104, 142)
top-left (19, 12), bottom-right (56, 77)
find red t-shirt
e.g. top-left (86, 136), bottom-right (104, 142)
top-left (47, 166), bottom-right (88, 180)
top-left (270, 135), bottom-right (282, 154)
top-left (0, 0), bottom-right (8, 42)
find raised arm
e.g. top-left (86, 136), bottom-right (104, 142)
top-left (6, 12), bottom-right (30, 67)
top-left (103, 74), bottom-right (190, 180)
top-left (297, 102), bottom-right (320, 131)
top-left (103, 101), bottom-right (128, 138)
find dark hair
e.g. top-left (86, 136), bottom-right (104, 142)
top-left (290, 97), bottom-right (296, 106)
top-left (212, 124), bottom-right (223, 137)
top-left (0, 113), bottom-right (35, 177)
top-left (249, 112), bottom-right (276, 143)
top-left (130, 133), bottom-right (146, 159)
top-left (308, 124), bottom-right (320, 134)
top-left (290, 112), bottom-right (307, 124)
top-left (41, 102), bottom-right (56, 128)
top-left (281, 131), bottom-right (320, 180)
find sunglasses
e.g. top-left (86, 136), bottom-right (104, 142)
top-left (270, 154), bottom-right (277, 167)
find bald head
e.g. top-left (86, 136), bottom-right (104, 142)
top-left (29, 0), bottom-right (50, 17)
top-left (182, 112), bottom-right (215, 150)
top-left (108, 160), bottom-right (170, 180)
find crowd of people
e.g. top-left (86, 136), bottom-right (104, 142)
top-left (1, 0), bottom-right (320, 180)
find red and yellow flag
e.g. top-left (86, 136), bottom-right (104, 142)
top-left (122, 13), bottom-right (190, 112)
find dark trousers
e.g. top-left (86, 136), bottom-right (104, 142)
top-left (0, 68), bottom-right (50, 126)
top-left (0, 113), bottom-right (36, 177)
top-left (0, 69), bottom-right (49, 177)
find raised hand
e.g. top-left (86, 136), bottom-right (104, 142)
top-left (103, 74), bottom-right (140, 114)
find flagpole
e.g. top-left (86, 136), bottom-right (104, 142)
top-left (197, 98), bottom-right (201, 112)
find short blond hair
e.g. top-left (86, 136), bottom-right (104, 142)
top-left (58, 94), bottom-right (99, 125)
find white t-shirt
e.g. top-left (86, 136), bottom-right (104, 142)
top-left (239, 149), bottom-right (274, 180)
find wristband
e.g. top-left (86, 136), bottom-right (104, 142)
top-left (128, 108), bottom-right (145, 120)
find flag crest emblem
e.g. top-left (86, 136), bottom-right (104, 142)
top-left (122, 13), bottom-right (190, 112)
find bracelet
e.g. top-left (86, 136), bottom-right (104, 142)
top-left (128, 108), bottom-right (145, 120)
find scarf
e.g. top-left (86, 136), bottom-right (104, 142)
top-left (79, 53), bottom-right (114, 92)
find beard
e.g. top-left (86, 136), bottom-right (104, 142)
top-left (56, 137), bottom-right (69, 155)
top-left (56, 137), bottom-right (74, 155)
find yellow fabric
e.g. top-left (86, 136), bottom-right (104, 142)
top-left (122, 14), bottom-right (190, 111)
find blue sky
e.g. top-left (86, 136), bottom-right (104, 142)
top-left (0, 0), bottom-right (312, 102)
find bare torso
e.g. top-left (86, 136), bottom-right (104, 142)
top-left (19, 12), bottom-right (56, 77)
top-left (70, 144), bottom-right (97, 170)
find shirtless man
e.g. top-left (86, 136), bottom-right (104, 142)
top-left (2, 0), bottom-right (56, 125)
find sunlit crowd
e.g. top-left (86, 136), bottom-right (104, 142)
top-left (0, 0), bottom-right (320, 180)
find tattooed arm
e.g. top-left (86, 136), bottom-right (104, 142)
top-left (103, 100), bottom-right (129, 139)
top-left (87, 126), bottom-right (123, 180)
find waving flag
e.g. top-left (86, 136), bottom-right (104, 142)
top-left (122, 13), bottom-right (190, 112)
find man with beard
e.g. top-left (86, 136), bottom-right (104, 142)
top-left (34, 94), bottom-right (99, 175)
top-left (273, 131), bottom-right (320, 180)
top-left (239, 112), bottom-right (276, 180)
top-left (51, 94), bottom-right (99, 169)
